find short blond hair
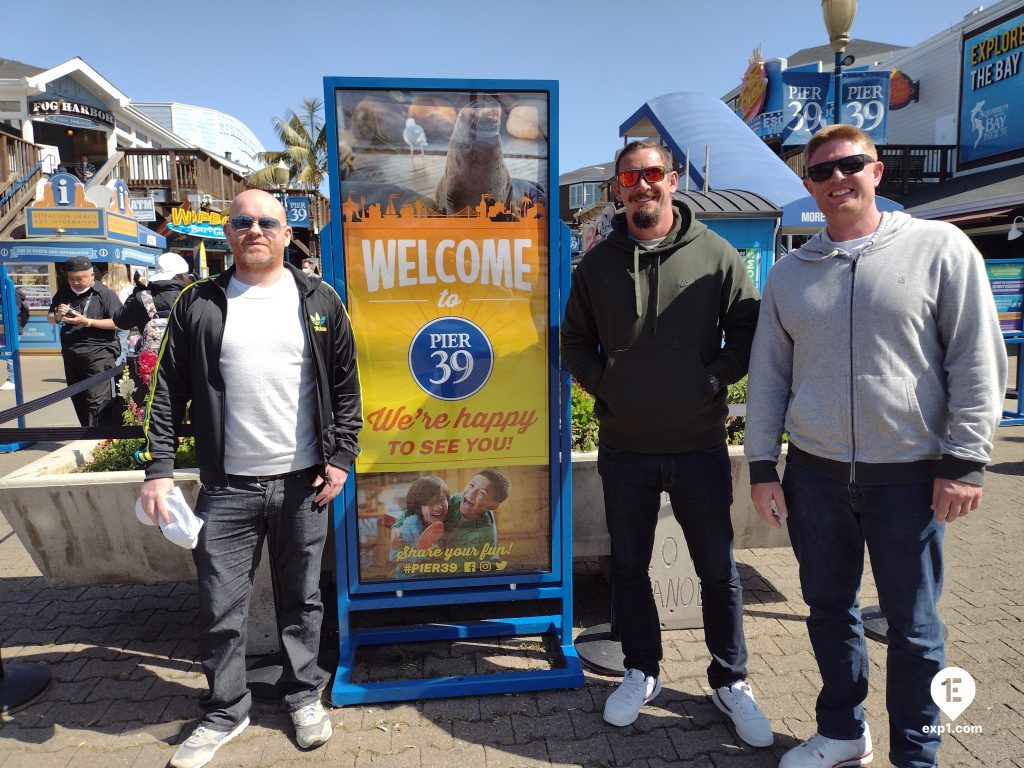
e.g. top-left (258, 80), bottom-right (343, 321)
top-left (804, 124), bottom-right (877, 165)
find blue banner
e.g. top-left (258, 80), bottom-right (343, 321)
top-left (959, 9), bottom-right (1024, 167)
top-left (780, 71), bottom-right (831, 146)
top-left (286, 196), bottom-right (310, 229)
top-left (839, 71), bottom-right (890, 145)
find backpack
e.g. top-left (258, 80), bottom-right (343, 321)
top-left (137, 289), bottom-right (170, 361)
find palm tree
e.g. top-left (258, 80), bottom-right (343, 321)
top-left (249, 97), bottom-right (330, 191)
top-left (248, 97), bottom-right (353, 259)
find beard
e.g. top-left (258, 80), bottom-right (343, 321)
top-left (631, 207), bottom-right (662, 230)
top-left (628, 189), bottom-right (663, 230)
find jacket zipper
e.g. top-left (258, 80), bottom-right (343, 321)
top-left (300, 291), bottom-right (329, 467)
top-left (848, 256), bottom-right (858, 484)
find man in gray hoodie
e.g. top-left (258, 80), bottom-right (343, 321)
top-left (745, 124), bottom-right (1007, 768)
top-left (563, 140), bottom-right (770, 746)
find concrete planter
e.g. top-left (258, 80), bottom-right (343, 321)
top-left (0, 441), bottom-right (787, 588)
top-left (570, 445), bottom-right (790, 557)
top-left (0, 440), bottom-right (200, 587)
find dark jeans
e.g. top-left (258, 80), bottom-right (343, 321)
top-left (783, 462), bottom-right (945, 768)
top-left (193, 467), bottom-right (329, 729)
top-left (597, 444), bottom-right (748, 688)
top-left (61, 346), bottom-right (116, 427)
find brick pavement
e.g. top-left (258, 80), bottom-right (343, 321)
top-left (1, 356), bottom-right (1023, 766)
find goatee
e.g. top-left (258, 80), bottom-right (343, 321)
top-left (631, 208), bottom-right (661, 230)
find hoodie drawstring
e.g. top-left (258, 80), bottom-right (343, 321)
top-left (632, 244), bottom-right (661, 335)
top-left (633, 244), bottom-right (642, 318)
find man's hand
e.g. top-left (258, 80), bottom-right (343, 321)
top-left (140, 477), bottom-right (175, 526)
top-left (932, 478), bottom-right (982, 524)
top-left (751, 481), bottom-right (789, 529)
top-left (313, 465), bottom-right (349, 506)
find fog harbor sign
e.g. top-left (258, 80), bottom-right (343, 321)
top-left (29, 99), bottom-right (115, 130)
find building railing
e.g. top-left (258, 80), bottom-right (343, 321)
top-left (0, 133), bottom-right (39, 187)
top-left (784, 144), bottom-right (956, 196)
top-left (112, 149), bottom-right (248, 203)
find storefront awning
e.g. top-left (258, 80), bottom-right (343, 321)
top-left (780, 194), bottom-right (903, 230)
top-left (0, 240), bottom-right (161, 267)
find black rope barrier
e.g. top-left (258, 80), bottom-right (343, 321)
top-left (0, 365), bottom-right (192, 442)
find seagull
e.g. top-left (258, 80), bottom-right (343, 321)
top-left (403, 117), bottom-right (427, 159)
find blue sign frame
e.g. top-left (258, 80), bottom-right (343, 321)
top-left (321, 76), bottom-right (581, 705)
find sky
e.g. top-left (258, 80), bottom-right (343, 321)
top-left (4, 0), bottom-right (997, 176)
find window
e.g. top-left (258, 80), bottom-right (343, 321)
top-left (569, 182), bottom-right (602, 209)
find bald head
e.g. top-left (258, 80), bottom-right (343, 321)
top-left (225, 189), bottom-right (292, 286)
top-left (230, 188), bottom-right (287, 221)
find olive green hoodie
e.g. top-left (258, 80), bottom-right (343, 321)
top-left (562, 199), bottom-right (760, 453)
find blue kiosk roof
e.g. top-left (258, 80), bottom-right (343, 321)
top-left (618, 92), bottom-right (901, 230)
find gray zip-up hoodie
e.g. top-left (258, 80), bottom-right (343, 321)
top-left (745, 210), bottom-right (1007, 486)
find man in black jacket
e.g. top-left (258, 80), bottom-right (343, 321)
top-left (47, 256), bottom-right (123, 425)
top-left (562, 141), bottom-right (770, 745)
top-left (139, 189), bottom-right (361, 768)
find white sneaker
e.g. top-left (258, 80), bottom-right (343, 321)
top-left (0, 381), bottom-right (15, 390)
top-left (291, 699), bottom-right (333, 749)
top-left (603, 668), bottom-right (662, 726)
top-left (712, 680), bottom-right (774, 747)
top-left (170, 718), bottom-right (249, 768)
top-left (780, 724), bottom-right (873, 767)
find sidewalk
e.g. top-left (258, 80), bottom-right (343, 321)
top-left (1, 355), bottom-right (1022, 767)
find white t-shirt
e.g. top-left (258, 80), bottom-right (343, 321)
top-left (220, 272), bottom-right (319, 476)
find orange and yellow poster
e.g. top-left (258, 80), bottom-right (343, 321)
top-left (335, 87), bottom-right (553, 583)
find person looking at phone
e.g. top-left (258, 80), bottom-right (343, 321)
top-left (47, 256), bottom-right (122, 426)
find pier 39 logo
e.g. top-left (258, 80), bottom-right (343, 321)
top-left (409, 317), bottom-right (493, 401)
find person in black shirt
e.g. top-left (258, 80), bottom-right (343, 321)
top-left (48, 256), bottom-right (123, 425)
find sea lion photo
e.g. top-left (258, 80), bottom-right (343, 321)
top-left (435, 100), bottom-right (543, 214)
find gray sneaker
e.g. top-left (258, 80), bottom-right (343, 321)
top-left (170, 718), bottom-right (249, 768)
top-left (291, 700), bottom-right (333, 749)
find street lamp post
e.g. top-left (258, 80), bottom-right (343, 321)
top-left (822, 0), bottom-right (858, 124)
top-left (272, 159), bottom-right (290, 211)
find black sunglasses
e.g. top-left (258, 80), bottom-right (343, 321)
top-left (616, 165), bottom-right (669, 187)
top-left (228, 215), bottom-right (283, 235)
top-left (805, 154), bottom-right (875, 183)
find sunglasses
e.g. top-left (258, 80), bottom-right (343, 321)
top-left (616, 165), bottom-right (669, 187)
top-left (805, 154), bottom-right (875, 182)
top-left (228, 215), bottom-right (283, 235)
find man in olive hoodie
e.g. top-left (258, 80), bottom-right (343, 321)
top-left (562, 141), bottom-right (769, 746)
top-left (746, 124), bottom-right (1007, 768)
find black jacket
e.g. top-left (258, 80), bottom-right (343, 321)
top-left (113, 278), bottom-right (187, 331)
top-left (140, 263), bottom-right (362, 484)
top-left (561, 199), bottom-right (760, 453)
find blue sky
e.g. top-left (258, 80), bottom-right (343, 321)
top-left (5, 0), bottom-right (991, 175)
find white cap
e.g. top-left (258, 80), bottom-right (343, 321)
top-left (149, 252), bottom-right (190, 283)
top-left (135, 486), bottom-right (203, 549)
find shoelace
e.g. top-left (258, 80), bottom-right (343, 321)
top-left (728, 683), bottom-right (760, 718)
top-left (620, 672), bottom-right (651, 702)
top-left (295, 703), bottom-right (322, 725)
top-left (185, 725), bottom-right (210, 745)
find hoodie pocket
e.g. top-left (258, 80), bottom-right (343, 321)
top-left (597, 346), bottom-right (719, 431)
top-left (854, 374), bottom-right (934, 455)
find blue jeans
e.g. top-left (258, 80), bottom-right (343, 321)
top-left (783, 462), bottom-right (945, 768)
top-left (597, 444), bottom-right (748, 687)
top-left (192, 467), bottom-right (329, 729)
